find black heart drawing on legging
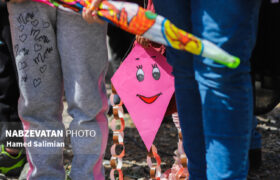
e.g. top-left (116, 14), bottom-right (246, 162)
top-left (31, 19), bottom-right (39, 27)
top-left (18, 61), bottom-right (27, 70)
top-left (40, 65), bottom-right (47, 73)
top-left (42, 21), bottom-right (50, 29)
top-left (34, 44), bottom-right (42, 52)
top-left (14, 44), bottom-right (19, 55)
top-left (21, 75), bottom-right (28, 82)
top-left (18, 25), bottom-right (24, 32)
top-left (19, 34), bottom-right (27, 42)
top-left (33, 78), bottom-right (41, 88)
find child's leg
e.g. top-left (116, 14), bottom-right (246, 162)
top-left (0, 22), bottom-right (23, 148)
top-left (152, 0), bottom-right (207, 179)
top-left (191, 0), bottom-right (261, 179)
top-left (0, 11), bottom-right (26, 177)
top-left (8, 2), bottom-right (65, 180)
top-left (56, 10), bottom-right (108, 180)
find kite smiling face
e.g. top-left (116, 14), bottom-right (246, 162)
top-left (135, 61), bottom-right (162, 104)
top-left (111, 44), bottom-right (174, 150)
top-left (112, 44), bottom-right (173, 108)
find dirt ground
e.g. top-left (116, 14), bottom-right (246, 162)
top-left (63, 101), bottom-right (280, 180)
top-left (7, 95), bottom-right (280, 180)
top-left (102, 112), bottom-right (280, 180)
top-left (247, 106), bottom-right (280, 180)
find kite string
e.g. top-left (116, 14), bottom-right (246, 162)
top-left (119, 0), bottom-right (148, 64)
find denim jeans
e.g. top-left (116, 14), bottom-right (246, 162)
top-left (152, 0), bottom-right (261, 179)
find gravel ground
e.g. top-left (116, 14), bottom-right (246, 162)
top-left (101, 110), bottom-right (280, 180)
top-left (248, 105), bottom-right (280, 180)
top-left (6, 100), bottom-right (280, 180)
top-left (64, 102), bottom-right (280, 180)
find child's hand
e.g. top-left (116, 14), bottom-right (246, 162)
top-left (82, 0), bottom-right (104, 24)
top-left (136, 35), bottom-right (150, 48)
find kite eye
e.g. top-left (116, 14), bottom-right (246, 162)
top-left (136, 65), bottom-right (144, 82)
top-left (152, 64), bottom-right (160, 80)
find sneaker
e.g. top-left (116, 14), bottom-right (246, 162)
top-left (0, 173), bottom-right (7, 180)
top-left (0, 144), bottom-right (26, 177)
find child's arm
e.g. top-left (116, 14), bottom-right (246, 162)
top-left (82, 0), bottom-right (104, 24)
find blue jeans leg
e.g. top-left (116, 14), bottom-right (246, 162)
top-left (153, 0), bottom-right (261, 179)
top-left (191, 0), bottom-right (261, 179)
top-left (153, 0), bottom-right (207, 179)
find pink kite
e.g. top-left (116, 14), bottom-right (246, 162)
top-left (111, 44), bottom-right (174, 150)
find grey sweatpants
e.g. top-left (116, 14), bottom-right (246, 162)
top-left (8, 2), bottom-right (109, 180)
